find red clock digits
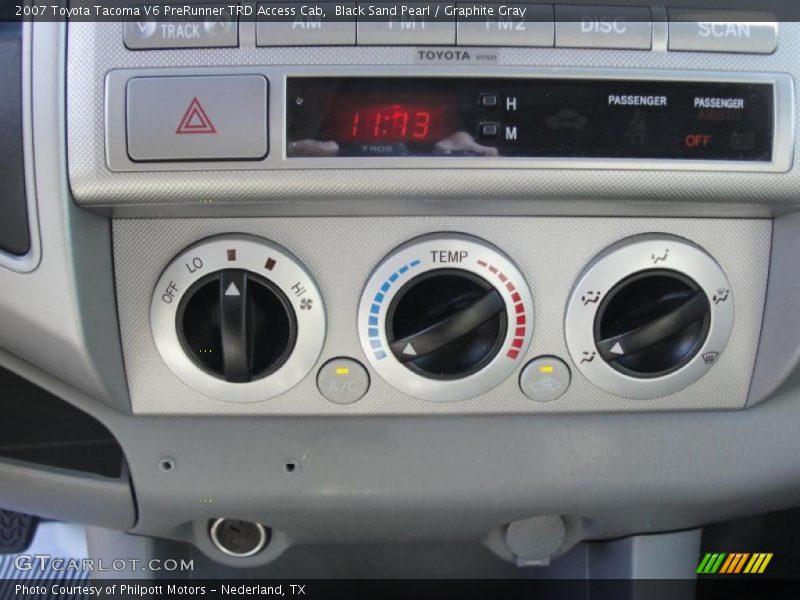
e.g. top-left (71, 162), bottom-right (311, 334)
top-left (412, 111), bottom-right (431, 139)
top-left (339, 101), bottom-right (451, 144)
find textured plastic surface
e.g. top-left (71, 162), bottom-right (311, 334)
top-left (0, 23), bottom-right (130, 410)
top-left (0, 24), bottom-right (30, 256)
top-left (748, 211), bottom-right (800, 405)
top-left (0, 459), bottom-right (135, 530)
top-left (550, 529), bottom-right (702, 580)
top-left (4, 20), bottom-right (800, 554)
top-left (68, 22), bottom-right (800, 207)
top-left (8, 342), bottom-right (800, 547)
top-left (114, 217), bottom-right (770, 415)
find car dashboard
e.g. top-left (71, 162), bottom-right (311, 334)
top-left (1, 1), bottom-right (800, 579)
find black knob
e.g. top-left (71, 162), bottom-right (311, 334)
top-left (177, 270), bottom-right (297, 383)
top-left (386, 269), bottom-right (507, 379)
top-left (594, 270), bottom-right (711, 378)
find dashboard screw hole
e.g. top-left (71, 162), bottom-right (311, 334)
top-left (159, 457), bottom-right (176, 473)
top-left (283, 459), bottom-right (300, 475)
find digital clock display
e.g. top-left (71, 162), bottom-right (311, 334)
top-left (329, 100), bottom-right (455, 144)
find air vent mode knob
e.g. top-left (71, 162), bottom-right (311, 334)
top-left (565, 234), bottom-right (734, 399)
top-left (151, 235), bottom-right (325, 403)
top-left (358, 234), bottom-right (533, 402)
top-left (594, 270), bottom-right (710, 378)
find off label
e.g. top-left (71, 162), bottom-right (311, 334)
top-left (161, 281), bottom-right (179, 304)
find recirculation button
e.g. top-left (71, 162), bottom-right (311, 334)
top-left (520, 356), bottom-right (571, 402)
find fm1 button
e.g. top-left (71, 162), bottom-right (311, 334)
top-left (317, 358), bottom-right (370, 405)
top-left (520, 356), bottom-right (571, 402)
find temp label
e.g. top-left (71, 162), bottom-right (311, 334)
top-left (430, 250), bottom-right (469, 263)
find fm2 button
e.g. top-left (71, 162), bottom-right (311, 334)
top-left (318, 358), bottom-right (370, 404)
top-left (520, 356), bottom-right (571, 402)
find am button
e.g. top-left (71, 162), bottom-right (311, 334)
top-left (126, 75), bottom-right (269, 162)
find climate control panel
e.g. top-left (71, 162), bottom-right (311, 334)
top-left (122, 218), bottom-right (767, 415)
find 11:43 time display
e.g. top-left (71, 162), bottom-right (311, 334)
top-left (331, 101), bottom-right (456, 144)
top-left (351, 108), bottom-right (431, 141)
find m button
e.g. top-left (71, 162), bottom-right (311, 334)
top-left (126, 75), bottom-right (269, 162)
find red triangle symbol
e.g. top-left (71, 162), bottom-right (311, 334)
top-left (175, 97), bottom-right (217, 135)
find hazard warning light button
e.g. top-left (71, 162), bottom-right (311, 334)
top-left (126, 75), bottom-right (268, 161)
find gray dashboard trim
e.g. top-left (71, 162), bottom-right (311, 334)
top-left (0, 22), bottom-right (131, 411)
top-left (4, 343), bottom-right (800, 548)
top-left (0, 458), bottom-right (135, 530)
top-left (1, 14), bottom-right (798, 559)
top-left (68, 21), bottom-right (800, 207)
top-left (104, 66), bottom-right (794, 174)
top-left (0, 22), bottom-right (41, 273)
top-left (748, 210), bottom-right (800, 405)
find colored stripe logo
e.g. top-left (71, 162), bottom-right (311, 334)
top-left (697, 552), bottom-right (773, 574)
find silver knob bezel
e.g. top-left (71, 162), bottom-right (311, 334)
top-left (150, 234), bottom-right (325, 403)
top-left (564, 234), bottom-right (734, 400)
top-left (357, 233), bottom-right (534, 402)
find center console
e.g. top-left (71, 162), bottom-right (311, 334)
top-left (60, 5), bottom-right (794, 417)
top-left (0, 4), bottom-right (794, 569)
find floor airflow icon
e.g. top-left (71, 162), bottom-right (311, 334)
top-left (176, 97), bottom-right (217, 134)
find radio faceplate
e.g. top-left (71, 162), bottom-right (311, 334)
top-left (286, 77), bottom-right (774, 161)
top-left (104, 66), bottom-right (794, 173)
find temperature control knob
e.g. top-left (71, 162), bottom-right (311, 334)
top-left (151, 235), bottom-right (325, 403)
top-left (387, 270), bottom-right (507, 379)
top-left (358, 234), bottom-right (533, 402)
